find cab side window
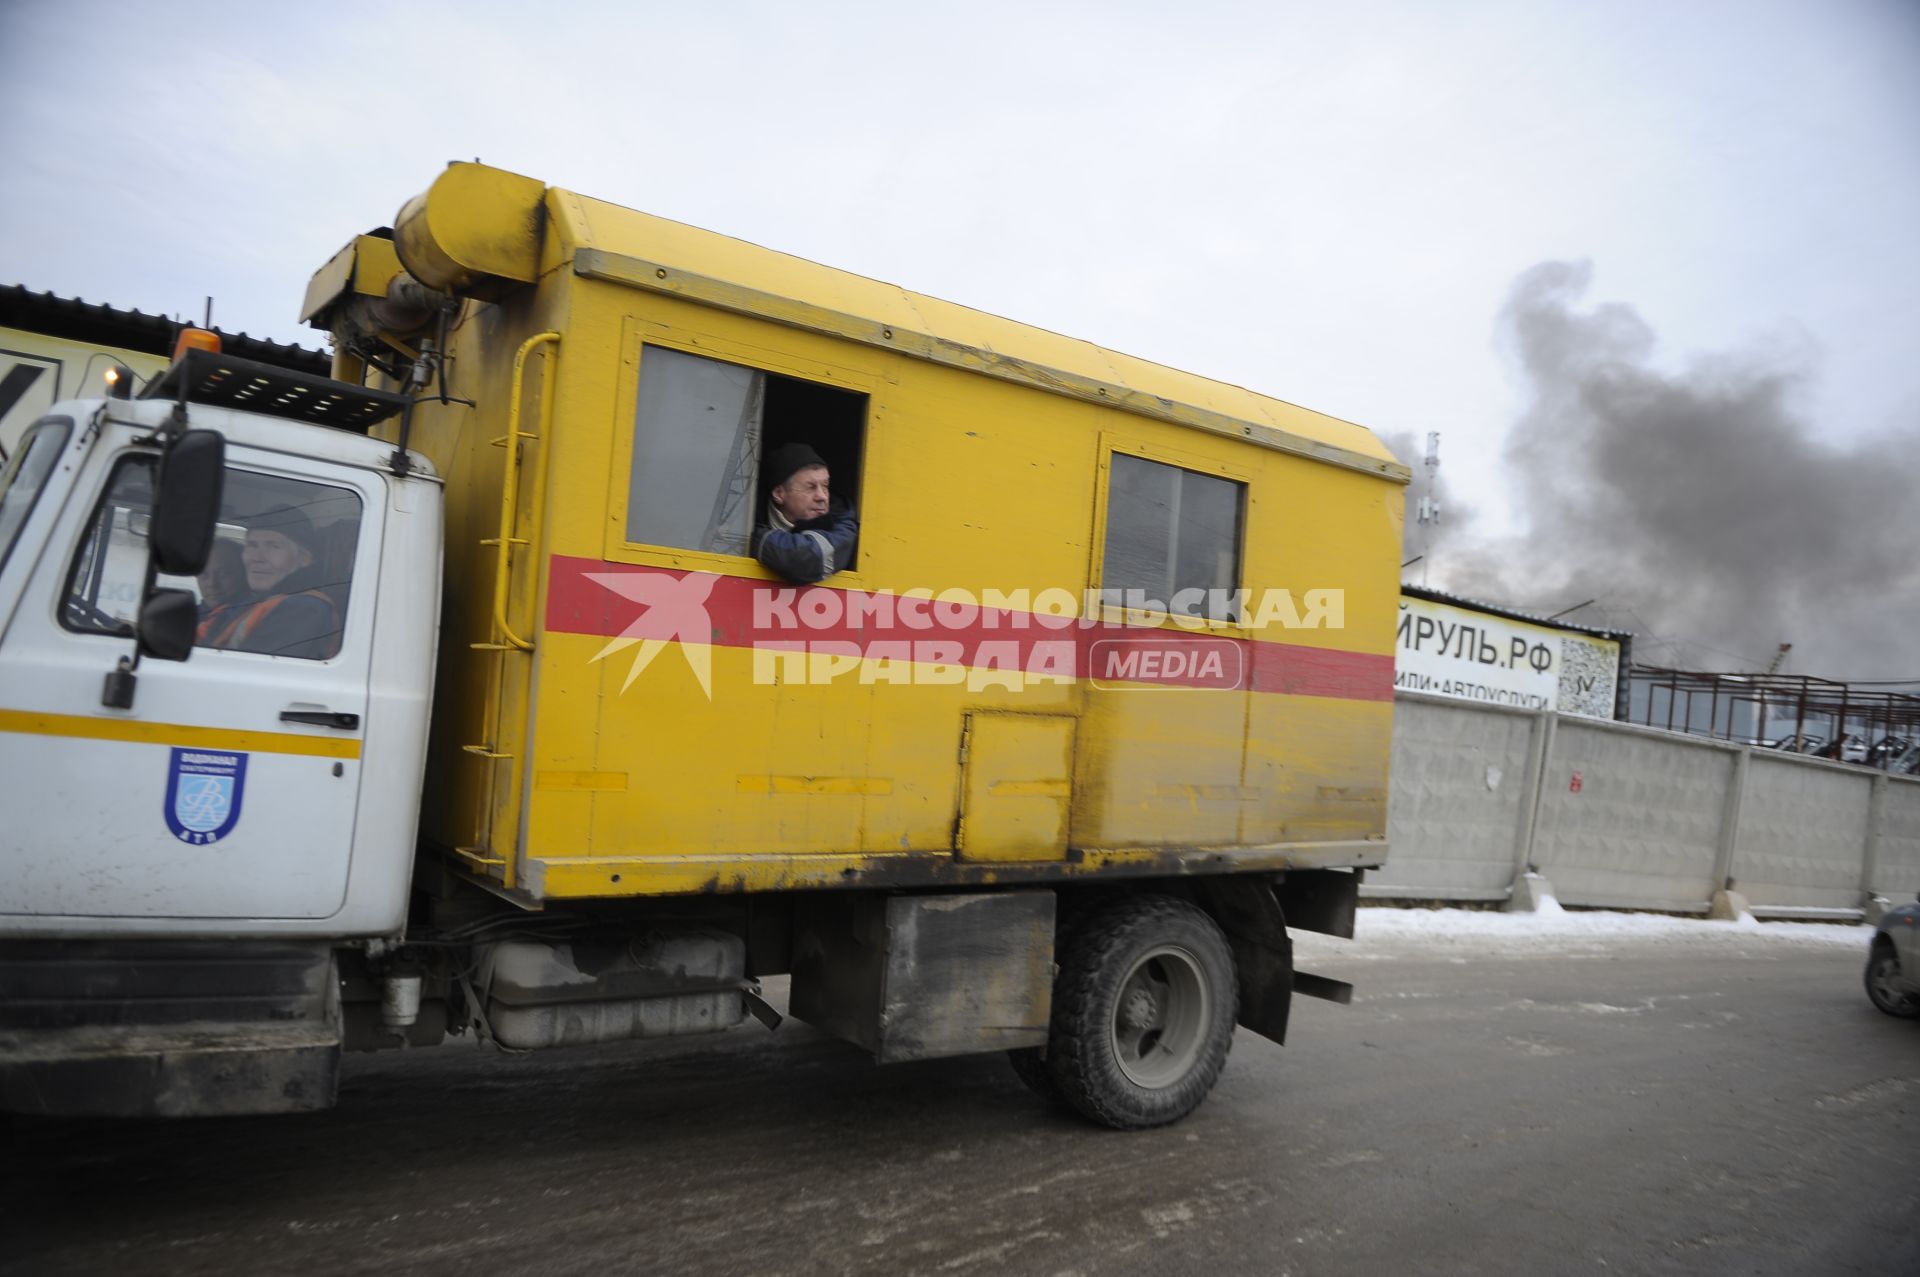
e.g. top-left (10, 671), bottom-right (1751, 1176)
top-left (626, 344), bottom-right (865, 562)
top-left (1101, 452), bottom-right (1245, 620)
top-left (62, 458), bottom-right (363, 661)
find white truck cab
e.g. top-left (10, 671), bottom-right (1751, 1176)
top-left (0, 358), bottom-right (442, 1113)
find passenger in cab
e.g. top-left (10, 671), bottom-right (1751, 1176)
top-left (202, 506), bottom-right (342, 659)
top-left (753, 443), bottom-right (858, 584)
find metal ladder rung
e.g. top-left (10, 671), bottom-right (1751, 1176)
top-left (462, 744), bottom-right (513, 760)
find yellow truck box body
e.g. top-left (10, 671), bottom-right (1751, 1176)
top-left (337, 166), bottom-right (1408, 903)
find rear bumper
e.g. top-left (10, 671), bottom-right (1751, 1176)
top-left (0, 940), bottom-right (341, 1117)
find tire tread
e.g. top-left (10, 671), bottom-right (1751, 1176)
top-left (1045, 894), bottom-right (1237, 1129)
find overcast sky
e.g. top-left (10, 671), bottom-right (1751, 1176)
top-left (4, 0), bottom-right (1916, 648)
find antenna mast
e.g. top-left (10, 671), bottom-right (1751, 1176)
top-left (1415, 431), bottom-right (1441, 585)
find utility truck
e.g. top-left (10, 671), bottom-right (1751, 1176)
top-left (0, 164), bottom-right (1408, 1127)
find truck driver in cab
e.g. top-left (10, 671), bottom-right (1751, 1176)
top-left (201, 505), bottom-right (342, 659)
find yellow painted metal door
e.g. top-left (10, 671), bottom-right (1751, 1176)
top-left (957, 712), bottom-right (1075, 862)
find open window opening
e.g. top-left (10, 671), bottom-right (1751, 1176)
top-left (626, 344), bottom-right (867, 566)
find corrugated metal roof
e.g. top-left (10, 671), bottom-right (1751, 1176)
top-left (1401, 582), bottom-right (1634, 641)
top-left (0, 285), bottom-right (328, 374)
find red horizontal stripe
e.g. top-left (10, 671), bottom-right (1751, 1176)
top-left (543, 556), bottom-right (1394, 700)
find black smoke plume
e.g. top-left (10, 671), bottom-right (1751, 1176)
top-left (1433, 260), bottom-right (1920, 680)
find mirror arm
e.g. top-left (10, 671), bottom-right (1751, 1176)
top-left (102, 524), bottom-right (165, 710)
top-left (390, 395), bottom-right (416, 478)
top-left (128, 396), bottom-right (191, 453)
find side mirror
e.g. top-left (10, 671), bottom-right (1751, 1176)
top-left (151, 429), bottom-right (225, 576)
top-left (137, 588), bottom-right (199, 662)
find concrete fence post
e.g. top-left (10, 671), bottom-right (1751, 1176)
top-left (1708, 747), bottom-right (1751, 919)
top-left (1506, 709), bottom-right (1557, 909)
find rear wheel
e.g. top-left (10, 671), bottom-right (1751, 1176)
top-left (1865, 944), bottom-right (1920, 1018)
top-left (1044, 895), bottom-right (1237, 1129)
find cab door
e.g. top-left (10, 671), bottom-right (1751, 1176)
top-left (0, 426), bottom-right (383, 921)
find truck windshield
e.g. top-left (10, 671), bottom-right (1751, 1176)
top-left (0, 417), bottom-right (71, 575)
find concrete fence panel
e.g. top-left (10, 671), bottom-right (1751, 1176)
top-left (1377, 693), bottom-right (1900, 917)
top-left (1737, 753), bottom-right (1876, 914)
top-left (1374, 695), bottom-right (1542, 901)
top-left (1875, 776), bottom-right (1920, 902)
top-left (1530, 719), bottom-right (1734, 911)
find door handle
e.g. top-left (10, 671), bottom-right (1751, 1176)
top-left (280, 709), bottom-right (361, 731)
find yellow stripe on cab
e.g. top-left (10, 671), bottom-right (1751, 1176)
top-left (0, 709), bottom-right (362, 760)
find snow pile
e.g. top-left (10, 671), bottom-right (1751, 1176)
top-left (1332, 904), bottom-right (1873, 956)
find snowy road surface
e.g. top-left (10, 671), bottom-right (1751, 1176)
top-left (5, 908), bottom-right (1916, 1277)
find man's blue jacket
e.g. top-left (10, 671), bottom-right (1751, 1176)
top-left (752, 501), bottom-right (859, 584)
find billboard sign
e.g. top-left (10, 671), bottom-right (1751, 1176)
top-left (1394, 594), bottom-right (1620, 718)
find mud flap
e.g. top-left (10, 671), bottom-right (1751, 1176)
top-left (1193, 870), bottom-right (1362, 1045)
top-left (1192, 877), bottom-right (1295, 1045)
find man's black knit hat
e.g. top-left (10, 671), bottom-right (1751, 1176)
top-left (765, 443), bottom-right (828, 490)
top-left (245, 505), bottom-right (320, 554)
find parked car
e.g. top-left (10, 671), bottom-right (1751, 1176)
top-left (1814, 734), bottom-right (1869, 764)
top-left (1765, 733), bottom-right (1826, 754)
top-left (1865, 897), bottom-right (1920, 1018)
top-left (1866, 735), bottom-right (1912, 769)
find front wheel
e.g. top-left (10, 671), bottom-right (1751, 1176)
top-left (1865, 945), bottom-right (1920, 1018)
top-left (1044, 895), bottom-right (1238, 1129)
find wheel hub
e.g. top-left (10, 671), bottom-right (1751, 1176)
top-left (1110, 945), bottom-right (1211, 1089)
top-left (1120, 985), bottom-right (1159, 1030)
